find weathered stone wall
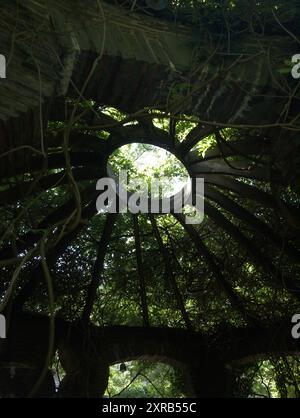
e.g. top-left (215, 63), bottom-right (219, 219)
top-left (0, 0), bottom-right (296, 124)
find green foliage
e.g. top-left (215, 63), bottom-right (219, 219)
top-left (237, 357), bottom-right (300, 398)
top-left (106, 361), bottom-right (185, 398)
top-left (109, 143), bottom-right (189, 197)
top-left (1, 0), bottom-right (300, 394)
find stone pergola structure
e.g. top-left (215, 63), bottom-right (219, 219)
top-left (0, 313), bottom-right (299, 397)
top-left (0, 0), bottom-right (300, 397)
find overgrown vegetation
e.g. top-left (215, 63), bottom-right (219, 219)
top-left (0, 0), bottom-right (300, 398)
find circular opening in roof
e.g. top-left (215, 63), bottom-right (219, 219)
top-left (108, 143), bottom-right (190, 199)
